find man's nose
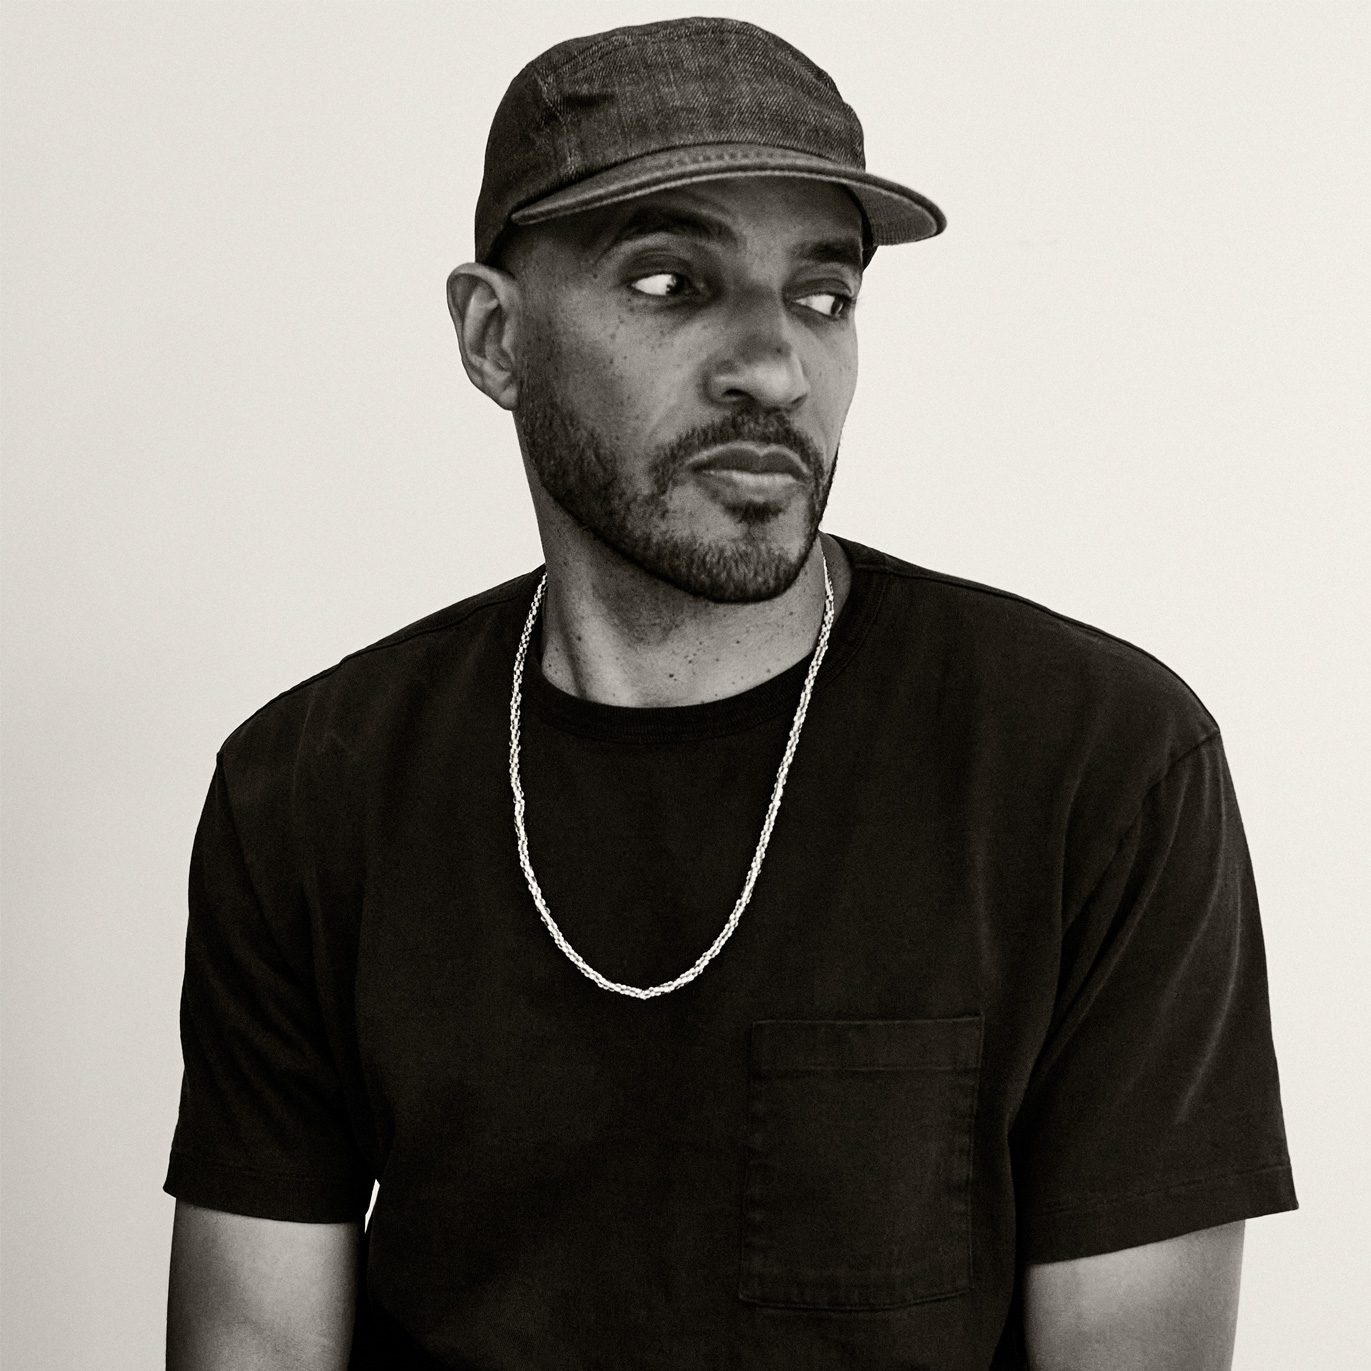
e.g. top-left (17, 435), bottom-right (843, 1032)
top-left (704, 298), bottom-right (811, 411)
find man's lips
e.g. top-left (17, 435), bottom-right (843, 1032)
top-left (687, 443), bottom-right (809, 481)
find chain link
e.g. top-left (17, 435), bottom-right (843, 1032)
top-left (508, 550), bottom-right (835, 999)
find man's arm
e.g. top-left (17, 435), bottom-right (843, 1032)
top-left (1023, 1220), bottom-right (1245, 1371)
top-left (167, 1200), bottom-right (360, 1371)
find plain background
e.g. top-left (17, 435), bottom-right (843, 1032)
top-left (2, 1), bottom-right (1366, 1365)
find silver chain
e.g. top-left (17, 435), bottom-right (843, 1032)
top-left (508, 550), bottom-right (835, 999)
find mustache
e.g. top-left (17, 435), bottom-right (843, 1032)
top-left (649, 412), bottom-right (826, 488)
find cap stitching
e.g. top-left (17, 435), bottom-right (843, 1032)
top-left (530, 66), bottom-right (580, 186)
top-left (537, 17), bottom-right (779, 81)
top-left (513, 165), bottom-right (941, 243)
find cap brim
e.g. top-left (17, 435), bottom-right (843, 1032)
top-left (509, 143), bottom-right (945, 245)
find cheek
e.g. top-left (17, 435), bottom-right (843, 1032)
top-left (562, 310), bottom-right (684, 438)
top-left (524, 306), bottom-right (622, 424)
top-left (812, 338), bottom-right (859, 442)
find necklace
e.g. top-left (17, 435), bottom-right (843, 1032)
top-left (508, 549), bottom-right (836, 1000)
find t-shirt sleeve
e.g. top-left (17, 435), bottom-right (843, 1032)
top-left (164, 753), bottom-right (372, 1222)
top-left (1014, 732), bottom-right (1297, 1263)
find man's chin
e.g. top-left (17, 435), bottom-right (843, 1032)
top-left (609, 525), bottom-right (818, 605)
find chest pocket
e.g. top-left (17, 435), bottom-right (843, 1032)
top-left (738, 1016), bottom-right (982, 1310)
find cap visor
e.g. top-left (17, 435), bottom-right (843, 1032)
top-left (509, 143), bottom-right (945, 245)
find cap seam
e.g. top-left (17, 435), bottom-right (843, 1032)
top-left (539, 18), bottom-right (786, 82)
top-left (530, 67), bottom-right (578, 187)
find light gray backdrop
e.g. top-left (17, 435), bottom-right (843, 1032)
top-left (3, 2), bottom-right (1366, 1366)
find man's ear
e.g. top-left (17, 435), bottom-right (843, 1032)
top-left (446, 263), bottom-right (522, 411)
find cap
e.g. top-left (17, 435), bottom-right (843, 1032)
top-left (474, 16), bottom-right (945, 264)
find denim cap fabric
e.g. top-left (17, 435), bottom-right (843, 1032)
top-left (475, 16), bottom-right (945, 264)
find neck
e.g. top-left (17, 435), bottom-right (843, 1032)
top-left (535, 531), bottom-right (851, 708)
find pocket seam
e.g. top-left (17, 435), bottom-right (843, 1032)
top-left (750, 1014), bottom-right (984, 1074)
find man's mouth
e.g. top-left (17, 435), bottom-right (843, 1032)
top-left (687, 443), bottom-right (809, 482)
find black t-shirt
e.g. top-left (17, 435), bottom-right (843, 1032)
top-left (166, 536), bottom-right (1296, 1369)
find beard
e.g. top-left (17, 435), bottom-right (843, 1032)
top-left (514, 332), bottom-right (838, 604)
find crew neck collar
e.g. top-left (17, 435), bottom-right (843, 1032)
top-left (522, 535), bottom-right (884, 743)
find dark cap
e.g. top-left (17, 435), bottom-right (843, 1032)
top-left (474, 16), bottom-right (945, 264)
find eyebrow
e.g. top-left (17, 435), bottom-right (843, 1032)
top-left (598, 203), bottom-right (865, 274)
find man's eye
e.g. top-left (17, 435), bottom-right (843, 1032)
top-left (629, 272), bottom-right (692, 298)
top-left (796, 291), bottom-right (855, 320)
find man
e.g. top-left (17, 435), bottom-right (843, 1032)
top-left (164, 17), bottom-right (1296, 1369)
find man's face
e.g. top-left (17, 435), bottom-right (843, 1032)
top-left (509, 176), bottom-right (863, 603)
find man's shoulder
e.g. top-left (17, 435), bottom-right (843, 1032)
top-left (335, 567), bottom-right (538, 671)
top-left (217, 567), bottom-right (540, 765)
top-left (843, 536), bottom-right (1220, 751)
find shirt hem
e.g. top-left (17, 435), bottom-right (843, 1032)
top-left (163, 1149), bottom-right (370, 1223)
top-left (1020, 1161), bottom-right (1298, 1264)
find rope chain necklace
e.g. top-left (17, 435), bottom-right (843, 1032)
top-left (508, 549), bottom-right (835, 1000)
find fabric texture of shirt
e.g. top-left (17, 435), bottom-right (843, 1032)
top-left (165, 535), bottom-right (1297, 1369)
